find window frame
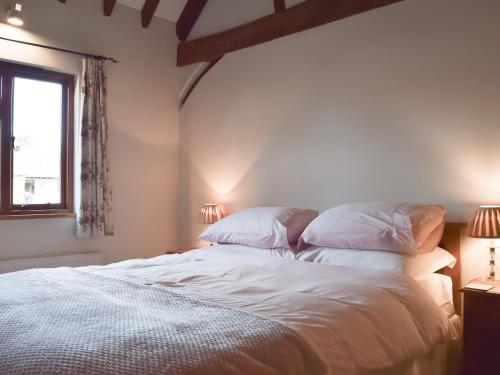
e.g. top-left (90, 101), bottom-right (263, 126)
top-left (0, 60), bottom-right (74, 219)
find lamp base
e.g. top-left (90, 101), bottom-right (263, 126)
top-left (487, 247), bottom-right (496, 282)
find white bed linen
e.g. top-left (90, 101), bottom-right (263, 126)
top-left (295, 246), bottom-right (456, 278)
top-left (374, 315), bottom-right (461, 375)
top-left (213, 244), bottom-right (457, 317)
top-left (416, 273), bottom-right (455, 318)
top-left (214, 243), bottom-right (298, 259)
top-left (84, 246), bottom-right (459, 374)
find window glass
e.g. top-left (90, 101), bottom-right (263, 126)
top-left (12, 77), bottom-right (62, 205)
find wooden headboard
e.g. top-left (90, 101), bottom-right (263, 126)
top-left (438, 222), bottom-right (467, 314)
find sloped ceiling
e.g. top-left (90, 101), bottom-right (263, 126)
top-left (117, 0), bottom-right (305, 39)
top-left (189, 0), bottom-right (304, 39)
top-left (117, 0), bottom-right (187, 23)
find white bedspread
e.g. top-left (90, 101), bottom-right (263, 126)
top-left (85, 245), bottom-right (459, 374)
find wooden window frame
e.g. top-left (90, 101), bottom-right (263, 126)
top-left (0, 60), bottom-right (74, 219)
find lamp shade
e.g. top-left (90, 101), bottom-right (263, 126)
top-left (469, 206), bottom-right (500, 238)
top-left (199, 204), bottom-right (224, 224)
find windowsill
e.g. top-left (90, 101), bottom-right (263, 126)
top-left (0, 212), bottom-right (76, 221)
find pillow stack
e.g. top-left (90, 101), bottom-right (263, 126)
top-left (295, 202), bottom-right (451, 278)
top-left (298, 202), bottom-right (445, 254)
top-left (198, 202), bottom-right (454, 278)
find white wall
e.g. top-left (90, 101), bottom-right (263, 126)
top-left (179, 0), bottom-right (500, 285)
top-left (0, 0), bottom-right (179, 263)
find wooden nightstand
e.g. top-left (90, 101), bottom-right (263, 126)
top-left (461, 281), bottom-right (500, 375)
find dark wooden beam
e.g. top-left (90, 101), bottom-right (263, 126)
top-left (142, 0), bottom-right (161, 28)
top-left (178, 0), bottom-right (405, 66)
top-left (176, 0), bottom-right (208, 41)
top-left (58, 0), bottom-right (67, 3)
top-left (273, 0), bottom-right (285, 13)
top-left (103, 0), bottom-right (116, 16)
top-left (180, 56), bottom-right (222, 107)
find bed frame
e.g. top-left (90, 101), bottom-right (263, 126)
top-left (438, 222), bottom-right (467, 314)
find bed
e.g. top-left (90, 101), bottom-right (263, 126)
top-left (0, 223), bottom-right (464, 375)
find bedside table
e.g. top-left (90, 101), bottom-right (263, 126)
top-left (461, 281), bottom-right (500, 375)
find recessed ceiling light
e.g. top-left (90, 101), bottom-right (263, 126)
top-left (6, 3), bottom-right (24, 27)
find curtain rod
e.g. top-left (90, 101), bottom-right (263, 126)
top-left (0, 36), bottom-right (119, 63)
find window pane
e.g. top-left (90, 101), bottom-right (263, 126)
top-left (12, 77), bottom-right (62, 205)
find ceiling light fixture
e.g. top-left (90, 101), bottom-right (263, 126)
top-left (6, 2), bottom-right (24, 27)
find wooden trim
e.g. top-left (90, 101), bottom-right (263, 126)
top-left (441, 222), bottom-right (468, 230)
top-left (438, 222), bottom-right (467, 315)
top-left (103, 0), bottom-right (117, 17)
top-left (180, 56), bottom-right (222, 107)
top-left (176, 0), bottom-right (208, 41)
top-left (273, 0), bottom-right (286, 13)
top-left (142, 0), bottom-right (161, 28)
top-left (178, 0), bottom-right (405, 66)
top-left (4, 208), bottom-right (73, 215)
top-left (0, 67), bottom-right (12, 215)
top-left (0, 61), bottom-right (75, 218)
top-left (67, 76), bottom-right (75, 213)
top-left (0, 212), bottom-right (75, 220)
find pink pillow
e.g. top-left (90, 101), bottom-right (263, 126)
top-left (298, 202), bottom-right (445, 254)
top-left (200, 207), bottom-right (318, 249)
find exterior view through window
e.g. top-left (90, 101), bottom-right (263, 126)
top-left (0, 61), bottom-right (74, 217)
top-left (13, 77), bottom-right (63, 205)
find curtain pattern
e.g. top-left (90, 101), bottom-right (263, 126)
top-left (77, 58), bottom-right (114, 237)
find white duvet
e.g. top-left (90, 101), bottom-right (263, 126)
top-left (86, 246), bottom-right (459, 374)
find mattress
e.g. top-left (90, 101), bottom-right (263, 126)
top-left (89, 246), bottom-right (459, 374)
top-left (218, 248), bottom-right (462, 374)
top-left (380, 315), bottom-right (462, 375)
top-left (0, 245), bottom-right (461, 374)
top-left (203, 245), bottom-right (462, 374)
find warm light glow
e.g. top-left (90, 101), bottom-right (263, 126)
top-left (7, 16), bottom-right (23, 26)
top-left (199, 204), bottom-right (224, 224)
top-left (6, 2), bottom-right (23, 27)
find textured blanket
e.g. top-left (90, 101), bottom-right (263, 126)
top-left (0, 268), bottom-right (326, 375)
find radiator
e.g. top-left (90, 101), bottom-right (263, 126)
top-left (0, 252), bottom-right (103, 274)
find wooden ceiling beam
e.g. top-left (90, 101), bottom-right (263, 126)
top-left (273, 0), bottom-right (286, 13)
top-left (177, 0), bottom-right (405, 66)
top-left (176, 0), bottom-right (208, 42)
top-left (142, 0), bottom-right (161, 28)
top-left (103, 0), bottom-right (117, 17)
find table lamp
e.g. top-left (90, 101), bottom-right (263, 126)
top-left (199, 203), bottom-right (224, 225)
top-left (469, 205), bottom-right (500, 281)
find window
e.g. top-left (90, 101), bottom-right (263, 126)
top-left (0, 61), bottom-right (74, 218)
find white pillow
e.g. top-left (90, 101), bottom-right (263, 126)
top-left (406, 247), bottom-right (456, 278)
top-left (199, 207), bottom-right (318, 249)
top-left (298, 202), bottom-right (445, 254)
top-left (213, 244), bottom-right (298, 260)
top-left (295, 246), bottom-right (456, 278)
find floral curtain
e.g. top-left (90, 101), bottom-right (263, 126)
top-left (77, 58), bottom-right (114, 237)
